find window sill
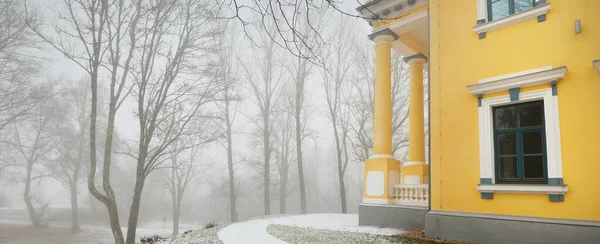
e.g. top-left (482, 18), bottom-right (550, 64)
top-left (473, 3), bottom-right (551, 35)
top-left (477, 184), bottom-right (568, 195)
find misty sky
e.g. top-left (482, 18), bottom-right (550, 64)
top-left (2, 0), bottom-right (373, 209)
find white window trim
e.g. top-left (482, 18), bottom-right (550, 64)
top-left (478, 89), bottom-right (564, 193)
top-left (477, 184), bottom-right (568, 194)
top-left (474, 1), bottom-right (551, 34)
top-left (467, 66), bottom-right (567, 95)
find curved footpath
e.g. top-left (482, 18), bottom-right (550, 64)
top-left (217, 214), bottom-right (407, 244)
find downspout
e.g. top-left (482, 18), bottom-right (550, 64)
top-left (426, 1), bottom-right (432, 213)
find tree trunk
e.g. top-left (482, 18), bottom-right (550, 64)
top-left (225, 100), bottom-right (237, 222)
top-left (263, 113), bottom-right (271, 215)
top-left (106, 199), bottom-right (124, 244)
top-left (126, 177), bottom-right (146, 244)
top-left (295, 91), bottom-right (307, 214)
top-left (279, 167), bottom-right (287, 214)
top-left (332, 120), bottom-right (347, 214)
top-left (71, 129), bottom-right (83, 233)
top-left (338, 167), bottom-right (347, 214)
top-left (23, 162), bottom-right (40, 227)
top-left (172, 193), bottom-right (180, 235)
top-left (70, 182), bottom-right (80, 232)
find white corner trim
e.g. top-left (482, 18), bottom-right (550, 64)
top-left (594, 60), bottom-right (600, 71)
top-left (479, 66), bottom-right (552, 84)
top-left (477, 184), bottom-right (568, 195)
top-left (467, 66), bottom-right (567, 94)
top-left (473, 4), bottom-right (551, 34)
top-left (478, 89), bottom-right (564, 182)
top-left (476, 0), bottom-right (487, 21)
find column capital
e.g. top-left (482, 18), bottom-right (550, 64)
top-left (368, 28), bottom-right (398, 43)
top-left (403, 53), bottom-right (428, 65)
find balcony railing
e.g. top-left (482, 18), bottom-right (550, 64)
top-left (392, 184), bottom-right (428, 207)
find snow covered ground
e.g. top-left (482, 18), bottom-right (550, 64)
top-left (0, 219), bottom-right (202, 243)
top-left (218, 214), bottom-right (407, 244)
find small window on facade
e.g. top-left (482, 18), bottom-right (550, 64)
top-left (487, 0), bottom-right (543, 21)
top-left (493, 101), bottom-right (547, 184)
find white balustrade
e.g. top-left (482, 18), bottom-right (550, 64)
top-left (392, 184), bottom-right (428, 207)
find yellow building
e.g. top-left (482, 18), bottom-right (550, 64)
top-left (356, 0), bottom-right (600, 242)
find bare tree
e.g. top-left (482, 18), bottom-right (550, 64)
top-left (121, 0), bottom-right (221, 242)
top-left (215, 28), bottom-right (241, 222)
top-left (162, 132), bottom-right (216, 235)
top-left (48, 78), bottom-right (95, 232)
top-left (28, 0), bottom-right (143, 241)
top-left (282, 5), bottom-right (328, 214)
top-left (273, 99), bottom-right (296, 214)
top-left (0, 82), bottom-right (58, 227)
top-left (0, 0), bottom-right (41, 131)
top-left (321, 13), bottom-right (356, 214)
top-left (241, 19), bottom-right (285, 216)
top-left (220, 1), bottom-right (383, 63)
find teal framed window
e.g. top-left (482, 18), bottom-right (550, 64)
top-left (493, 101), bottom-right (547, 184)
top-left (487, 0), bottom-right (544, 21)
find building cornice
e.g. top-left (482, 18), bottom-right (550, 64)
top-left (357, 0), bottom-right (426, 26)
top-left (467, 66), bottom-right (567, 95)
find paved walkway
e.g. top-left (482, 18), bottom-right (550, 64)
top-left (217, 214), bottom-right (407, 244)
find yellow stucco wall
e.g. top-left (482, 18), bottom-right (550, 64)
top-left (429, 0), bottom-right (600, 221)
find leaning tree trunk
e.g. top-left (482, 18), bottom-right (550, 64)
top-left (23, 161), bottom-right (41, 227)
top-left (126, 173), bottom-right (146, 244)
top-left (105, 199), bottom-right (124, 244)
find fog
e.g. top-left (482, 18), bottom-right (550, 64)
top-left (0, 0), bottom-right (420, 243)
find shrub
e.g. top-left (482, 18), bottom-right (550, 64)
top-left (204, 221), bottom-right (217, 229)
top-left (140, 235), bottom-right (167, 244)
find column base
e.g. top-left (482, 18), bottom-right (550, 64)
top-left (402, 162), bottom-right (429, 184)
top-left (363, 157), bottom-right (400, 202)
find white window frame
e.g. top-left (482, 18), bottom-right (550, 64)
top-left (474, 0), bottom-right (551, 35)
top-left (477, 88), bottom-right (564, 193)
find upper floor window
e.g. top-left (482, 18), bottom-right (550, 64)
top-left (493, 101), bottom-right (547, 184)
top-left (487, 0), bottom-right (544, 21)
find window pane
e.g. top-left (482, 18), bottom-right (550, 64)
top-left (519, 102), bottom-right (544, 127)
top-left (523, 131), bottom-right (543, 154)
top-left (498, 133), bottom-right (516, 155)
top-left (524, 155), bottom-right (544, 178)
top-left (499, 157), bottom-right (518, 179)
top-left (495, 106), bottom-right (517, 129)
top-left (515, 0), bottom-right (535, 13)
top-left (490, 0), bottom-right (510, 20)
